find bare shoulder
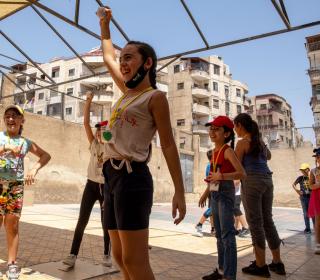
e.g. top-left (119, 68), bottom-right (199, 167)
top-left (149, 90), bottom-right (168, 108)
top-left (237, 138), bottom-right (250, 148)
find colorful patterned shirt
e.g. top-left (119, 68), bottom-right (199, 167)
top-left (0, 131), bottom-right (32, 181)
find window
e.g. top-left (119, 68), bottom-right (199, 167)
top-left (51, 67), bottom-right (60, 78)
top-left (37, 111), bottom-right (42, 115)
top-left (29, 73), bottom-right (36, 84)
top-left (179, 137), bottom-right (186, 149)
top-left (38, 92), bottom-right (44, 100)
top-left (280, 135), bottom-right (284, 141)
top-left (204, 83), bottom-right (209, 90)
top-left (225, 102), bottom-right (230, 115)
top-left (68, 68), bottom-right (75, 77)
top-left (177, 82), bottom-right (184, 90)
top-left (214, 64), bottom-right (220, 75)
top-left (50, 87), bottom-right (58, 97)
top-left (66, 107), bottom-right (72, 115)
top-left (279, 119), bottom-right (284, 127)
top-left (177, 119), bottom-right (185, 126)
top-left (285, 121), bottom-right (288, 128)
top-left (66, 88), bottom-right (73, 95)
top-left (213, 99), bottom-right (219, 109)
top-left (224, 85), bottom-right (229, 94)
top-left (17, 76), bottom-right (26, 85)
top-left (174, 65), bottom-right (180, 73)
top-left (260, 104), bottom-right (267, 110)
top-left (213, 82), bottom-right (218, 92)
top-left (237, 105), bottom-right (242, 114)
top-left (236, 88), bottom-right (241, 97)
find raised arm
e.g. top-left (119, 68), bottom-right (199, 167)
top-left (99, 8), bottom-right (127, 94)
top-left (25, 142), bottom-right (51, 185)
top-left (150, 92), bottom-right (186, 224)
top-left (84, 91), bottom-right (95, 145)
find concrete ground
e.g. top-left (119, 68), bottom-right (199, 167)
top-left (0, 204), bottom-right (319, 279)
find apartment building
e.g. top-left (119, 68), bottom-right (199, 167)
top-left (247, 94), bottom-right (300, 148)
top-left (9, 47), bottom-right (168, 125)
top-left (306, 34), bottom-right (320, 146)
top-left (166, 56), bottom-right (249, 150)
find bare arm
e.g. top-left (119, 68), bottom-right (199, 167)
top-left (84, 91), bottom-right (95, 145)
top-left (99, 8), bottom-right (127, 94)
top-left (292, 178), bottom-right (301, 195)
top-left (309, 170), bottom-right (320, 190)
top-left (150, 92), bottom-right (186, 224)
top-left (235, 138), bottom-right (249, 163)
top-left (25, 142), bottom-right (51, 185)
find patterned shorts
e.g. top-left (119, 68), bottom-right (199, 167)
top-left (0, 181), bottom-right (24, 217)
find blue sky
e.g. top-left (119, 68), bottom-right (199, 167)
top-left (1, 0), bottom-right (320, 142)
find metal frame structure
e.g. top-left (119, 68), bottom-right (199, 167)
top-left (0, 0), bottom-right (320, 98)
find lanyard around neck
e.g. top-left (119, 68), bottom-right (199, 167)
top-left (109, 86), bottom-right (153, 128)
top-left (211, 143), bottom-right (227, 173)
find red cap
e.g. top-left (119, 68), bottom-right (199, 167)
top-left (205, 116), bottom-right (234, 129)
top-left (95, 120), bottom-right (108, 128)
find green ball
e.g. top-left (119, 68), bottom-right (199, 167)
top-left (103, 131), bottom-right (112, 141)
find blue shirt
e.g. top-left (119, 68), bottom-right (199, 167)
top-left (0, 131), bottom-right (32, 181)
top-left (205, 162), bottom-right (211, 177)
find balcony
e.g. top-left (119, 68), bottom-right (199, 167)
top-left (80, 72), bottom-right (112, 86)
top-left (306, 41), bottom-right (320, 52)
top-left (193, 103), bottom-right (210, 116)
top-left (192, 124), bottom-right (209, 135)
top-left (78, 91), bottom-right (114, 103)
top-left (191, 86), bottom-right (210, 98)
top-left (308, 67), bottom-right (320, 81)
top-left (190, 69), bottom-right (210, 81)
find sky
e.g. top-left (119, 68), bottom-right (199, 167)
top-left (1, 0), bottom-right (320, 142)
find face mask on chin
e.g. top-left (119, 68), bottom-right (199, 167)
top-left (124, 61), bottom-right (148, 89)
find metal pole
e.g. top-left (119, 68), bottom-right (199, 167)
top-left (158, 20), bottom-right (320, 61)
top-left (0, 30), bottom-right (56, 84)
top-left (30, 5), bottom-right (95, 75)
top-left (180, 0), bottom-right (209, 48)
top-left (0, 53), bottom-right (34, 68)
top-left (270, 0), bottom-right (291, 29)
top-left (75, 0), bottom-right (80, 24)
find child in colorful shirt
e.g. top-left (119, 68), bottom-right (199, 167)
top-left (0, 105), bottom-right (51, 279)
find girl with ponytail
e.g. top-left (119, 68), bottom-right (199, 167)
top-left (199, 116), bottom-right (246, 280)
top-left (99, 7), bottom-right (186, 280)
top-left (234, 113), bottom-right (286, 277)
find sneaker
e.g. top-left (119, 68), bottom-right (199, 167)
top-left (195, 225), bottom-right (203, 237)
top-left (102, 255), bottom-right (112, 267)
top-left (0, 271), bottom-right (3, 279)
top-left (242, 261), bottom-right (270, 278)
top-left (238, 228), bottom-right (250, 237)
top-left (268, 261), bottom-right (286, 275)
top-left (62, 254), bottom-right (77, 267)
top-left (304, 228), bottom-right (312, 234)
top-left (315, 244), bottom-right (320, 255)
top-left (211, 227), bottom-right (216, 236)
top-left (6, 263), bottom-right (20, 280)
top-left (202, 268), bottom-right (223, 280)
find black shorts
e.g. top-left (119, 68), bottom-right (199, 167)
top-left (103, 160), bottom-right (153, 230)
top-left (234, 195), bottom-right (242, 217)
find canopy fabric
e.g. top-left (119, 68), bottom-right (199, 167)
top-left (0, 0), bottom-right (31, 21)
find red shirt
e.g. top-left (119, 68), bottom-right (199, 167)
top-left (210, 144), bottom-right (235, 174)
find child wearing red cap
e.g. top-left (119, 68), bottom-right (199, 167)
top-left (199, 115), bottom-right (246, 280)
top-left (63, 91), bottom-right (112, 268)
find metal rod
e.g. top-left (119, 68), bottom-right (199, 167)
top-left (271, 0), bottom-right (291, 29)
top-left (180, 0), bottom-right (209, 48)
top-left (157, 56), bottom-right (181, 72)
top-left (0, 30), bottom-right (56, 84)
top-left (95, 0), bottom-right (130, 42)
top-left (75, 0), bottom-right (80, 24)
top-left (0, 69), bottom-right (24, 92)
top-left (14, 70), bottom-right (109, 95)
top-left (0, 53), bottom-right (33, 67)
top-left (279, 0), bottom-right (290, 24)
top-left (24, 0), bottom-right (122, 50)
top-left (159, 19), bottom-right (320, 61)
top-left (30, 5), bottom-right (95, 75)
top-left (0, 64), bottom-right (52, 84)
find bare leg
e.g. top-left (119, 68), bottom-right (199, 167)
top-left (199, 215), bottom-right (207, 225)
top-left (108, 230), bottom-right (130, 280)
top-left (315, 215), bottom-right (320, 244)
top-left (0, 215), bottom-right (3, 229)
top-left (4, 214), bottom-right (20, 264)
top-left (239, 215), bottom-right (249, 229)
top-left (119, 229), bottom-right (155, 280)
top-left (254, 246), bottom-right (266, 267)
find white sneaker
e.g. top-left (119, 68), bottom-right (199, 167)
top-left (315, 244), bottom-right (320, 255)
top-left (62, 254), bottom-right (77, 267)
top-left (6, 263), bottom-right (20, 280)
top-left (102, 255), bottom-right (112, 267)
top-left (194, 225), bottom-right (203, 237)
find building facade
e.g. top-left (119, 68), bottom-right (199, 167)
top-left (306, 34), bottom-right (320, 146)
top-left (166, 56), bottom-right (249, 150)
top-left (247, 94), bottom-right (301, 148)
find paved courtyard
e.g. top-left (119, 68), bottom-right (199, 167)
top-left (0, 204), bottom-right (319, 279)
